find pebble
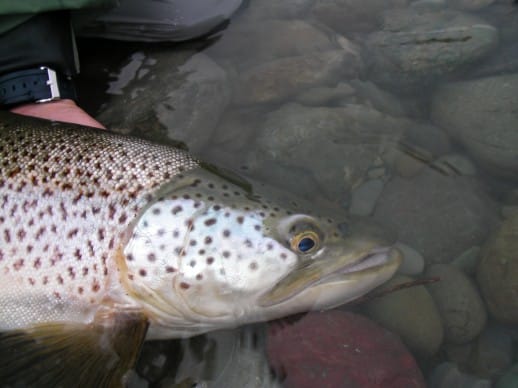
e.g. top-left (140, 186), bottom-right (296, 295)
top-left (451, 246), bottom-right (481, 275)
top-left (394, 242), bottom-right (425, 276)
top-left (496, 364), bottom-right (518, 388)
top-left (426, 264), bottom-right (487, 344)
top-left (349, 179), bottom-right (384, 216)
top-left (469, 325), bottom-right (514, 379)
top-left (362, 275), bottom-right (444, 356)
top-left (477, 214), bottom-right (518, 323)
top-left (428, 362), bottom-right (491, 388)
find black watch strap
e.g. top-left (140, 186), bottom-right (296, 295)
top-left (0, 67), bottom-right (77, 107)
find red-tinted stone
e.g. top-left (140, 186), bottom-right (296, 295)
top-left (267, 310), bottom-right (426, 388)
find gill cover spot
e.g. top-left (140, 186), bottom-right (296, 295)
top-left (291, 231), bottom-right (319, 254)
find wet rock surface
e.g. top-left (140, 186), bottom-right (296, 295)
top-left (364, 8), bottom-right (498, 91)
top-left (267, 310), bottom-right (426, 388)
top-left (97, 51), bottom-right (230, 155)
top-left (310, 0), bottom-right (410, 33)
top-left (361, 275), bottom-right (444, 356)
top-left (373, 170), bottom-right (500, 264)
top-left (425, 264), bottom-right (487, 344)
top-left (233, 49), bottom-right (361, 105)
top-left (431, 73), bottom-right (518, 179)
top-left (477, 214), bottom-right (518, 324)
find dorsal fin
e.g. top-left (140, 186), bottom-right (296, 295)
top-left (0, 312), bottom-right (148, 388)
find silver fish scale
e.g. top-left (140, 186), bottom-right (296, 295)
top-left (0, 114), bottom-right (198, 330)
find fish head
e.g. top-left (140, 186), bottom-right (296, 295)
top-left (120, 167), bottom-right (401, 338)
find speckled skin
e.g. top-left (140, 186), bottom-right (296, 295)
top-left (0, 113), bottom-right (198, 330)
top-left (0, 113), bottom-right (402, 340)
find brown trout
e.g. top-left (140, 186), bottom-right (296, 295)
top-left (0, 112), bottom-right (401, 387)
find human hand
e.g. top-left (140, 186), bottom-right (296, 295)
top-left (10, 99), bottom-right (105, 129)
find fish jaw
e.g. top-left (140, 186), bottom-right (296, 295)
top-left (258, 242), bottom-right (402, 310)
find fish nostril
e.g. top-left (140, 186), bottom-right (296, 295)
top-left (338, 222), bottom-right (349, 237)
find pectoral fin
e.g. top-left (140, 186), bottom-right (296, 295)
top-left (0, 312), bottom-right (149, 388)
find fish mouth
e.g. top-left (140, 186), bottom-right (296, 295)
top-left (258, 245), bottom-right (402, 307)
top-left (319, 247), bottom-right (395, 282)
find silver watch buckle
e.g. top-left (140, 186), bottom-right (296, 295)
top-left (36, 67), bottom-right (61, 103)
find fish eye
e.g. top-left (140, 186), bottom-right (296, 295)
top-left (291, 231), bottom-right (320, 254)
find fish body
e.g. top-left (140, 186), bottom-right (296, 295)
top-left (0, 112), bottom-right (401, 386)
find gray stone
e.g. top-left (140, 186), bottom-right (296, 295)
top-left (233, 49), bottom-right (362, 105)
top-left (349, 179), bottom-right (384, 216)
top-left (311, 0), bottom-right (409, 33)
top-left (395, 242), bottom-right (425, 276)
top-left (97, 52), bottom-right (230, 155)
top-left (428, 362), bottom-right (492, 388)
top-left (364, 8), bottom-right (498, 91)
top-left (242, 0), bottom-right (314, 21)
top-left (451, 246), bottom-right (481, 275)
top-left (294, 82), bottom-right (355, 106)
top-left (426, 264), bottom-right (487, 344)
top-left (247, 103), bottom-right (410, 200)
top-left (433, 154), bottom-right (477, 177)
top-left (477, 214), bottom-right (518, 324)
top-left (431, 74), bottom-right (518, 179)
top-left (446, 0), bottom-right (495, 10)
top-left (208, 19), bottom-right (336, 71)
top-left (469, 325), bottom-right (514, 379)
top-left (502, 206), bottom-right (518, 219)
top-left (348, 80), bottom-right (408, 117)
top-left (362, 275), bottom-right (444, 356)
top-left (373, 169), bottom-right (500, 265)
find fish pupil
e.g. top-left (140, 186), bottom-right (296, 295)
top-left (298, 237), bottom-right (315, 252)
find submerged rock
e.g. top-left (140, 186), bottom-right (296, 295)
top-left (468, 325), bottom-right (514, 380)
top-left (97, 51), bottom-right (230, 155)
top-left (233, 49), bottom-right (361, 105)
top-left (208, 19), bottom-right (336, 70)
top-left (364, 8), bottom-right (498, 91)
top-left (247, 103), bottom-right (408, 200)
top-left (428, 362), bottom-right (491, 388)
top-left (362, 275), bottom-right (444, 356)
top-left (267, 310), bottom-right (426, 388)
top-left (373, 169), bottom-right (499, 264)
top-left (240, 0), bottom-right (314, 21)
top-left (496, 364), bottom-right (518, 388)
top-left (431, 73), bottom-right (518, 179)
top-left (311, 0), bottom-right (410, 33)
top-left (426, 264), bottom-right (487, 344)
top-left (477, 214), bottom-right (518, 324)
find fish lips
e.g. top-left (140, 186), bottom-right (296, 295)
top-left (258, 245), bottom-right (402, 308)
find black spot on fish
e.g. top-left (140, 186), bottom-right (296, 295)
top-left (204, 218), bottom-right (217, 226)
